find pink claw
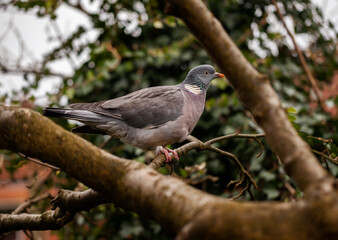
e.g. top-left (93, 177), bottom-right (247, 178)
top-left (165, 147), bottom-right (179, 161)
top-left (156, 146), bottom-right (179, 163)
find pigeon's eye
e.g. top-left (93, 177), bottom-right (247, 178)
top-left (205, 71), bottom-right (208, 75)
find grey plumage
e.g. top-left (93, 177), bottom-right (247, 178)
top-left (43, 65), bottom-right (224, 161)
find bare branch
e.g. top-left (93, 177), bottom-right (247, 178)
top-left (208, 145), bottom-right (258, 190)
top-left (183, 175), bottom-right (219, 185)
top-left (231, 181), bottom-right (251, 200)
top-left (18, 152), bottom-right (60, 170)
top-left (63, 1), bottom-right (91, 16)
top-left (106, 41), bottom-right (122, 70)
top-left (312, 149), bottom-right (338, 165)
top-left (205, 133), bottom-right (265, 145)
top-left (254, 137), bottom-right (264, 158)
top-left (0, 189), bottom-right (110, 234)
top-left (50, 189), bottom-right (110, 212)
top-left (0, 210), bottom-right (72, 234)
top-left (12, 193), bottom-right (52, 215)
top-left (99, 136), bottom-right (113, 148)
top-left (0, 18), bottom-right (13, 43)
top-left (0, 61), bottom-right (70, 79)
top-left (50, 21), bottom-right (77, 69)
top-left (236, 13), bottom-right (268, 45)
top-left (150, 133), bottom-right (260, 196)
top-left (308, 136), bottom-right (333, 143)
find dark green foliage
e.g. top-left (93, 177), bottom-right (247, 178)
top-left (59, 205), bottom-right (171, 240)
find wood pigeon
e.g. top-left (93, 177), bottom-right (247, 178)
top-left (43, 65), bottom-right (224, 162)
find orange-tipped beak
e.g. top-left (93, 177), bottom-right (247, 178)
top-left (215, 72), bottom-right (224, 78)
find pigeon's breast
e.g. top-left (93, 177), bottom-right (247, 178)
top-left (181, 90), bottom-right (206, 133)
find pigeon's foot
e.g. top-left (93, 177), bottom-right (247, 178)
top-left (155, 146), bottom-right (179, 163)
top-left (164, 147), bottom-right (179, 161)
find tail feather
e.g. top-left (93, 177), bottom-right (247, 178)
top-left (43, 107), bottom-right (111, 123)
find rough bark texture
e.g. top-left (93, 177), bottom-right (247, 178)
top-left (0, 211), bottom-right (65, 232)
top-left (0, 189), bottom-right (110, 233)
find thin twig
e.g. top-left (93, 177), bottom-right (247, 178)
top-left (308, 136), bottom-right (333, 143)
top-left (205, 133), bottom-right (265, 145)
top-left (275, 153), bottom-right (283, 165)
top-left (283, 179), bottom-right (296, 197)
top-left (236, 13), bottom-right (268, 45)
top-left (63, 1), bottom-right (91, 16)
top-left (106, 41), bottom-right (122, 70)
top-left (272, 0), bottom-right (326, 111)
top-left (12, 24), bottom-right (25, 66)
top-left (150, 133), bottom-right (263, 199)
top-left (247, 187), bottom-right (256, 201)
top-left (321, 155), bottom-right (331, 174)
top-left (231, 181), bottom-right (250, 200)
top-left (12, 193), bottom-right (52, 214)
top-left (50, 21), bottom-right (77, 69)
top-left (209, 145), bottom-right (258, 189)
top-left (312, 149), bottom-right (338, 165)
top-left (0, 62), bottom-right (70, 79)
top-left (29, 169), bottom-right (55, 198)
top-left (0, 18), bottom-right (13, 43)
top-left (23, 230), bottom-right (33, 240)
top-left (184, 175), bottom-right (219, 185)
top-left (18, 152), bottom-right (60, 170)
top-left (99, 136), bottom-right (112, 148)
top-left (254, 137), bottom-right (264, 158)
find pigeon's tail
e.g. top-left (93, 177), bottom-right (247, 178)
top-left (43, 107), bottom-right (110, 123)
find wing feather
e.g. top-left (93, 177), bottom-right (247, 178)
top-left (70, 86), bottom-right (184, 129)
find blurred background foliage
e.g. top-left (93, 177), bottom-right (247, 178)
top-left (0, 0), bottom-right (337, 239)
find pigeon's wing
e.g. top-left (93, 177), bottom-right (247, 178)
top-left (70, 86), bottom-right (185, 129)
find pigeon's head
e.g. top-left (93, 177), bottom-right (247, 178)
top-left (183, 65), bottom-right (224, 93)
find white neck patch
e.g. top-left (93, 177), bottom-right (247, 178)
top-left (184, 84), bottom-right (202, 94)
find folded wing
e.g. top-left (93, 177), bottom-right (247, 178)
top-left (70, 86), bottom-right (184, 129)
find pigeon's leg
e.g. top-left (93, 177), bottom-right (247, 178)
top-left (155, 146), bottom-right (178, 162)
top-left (164, 147), bottom-right (179, 161)
top-left (155, 146), bottom-right (171, 162)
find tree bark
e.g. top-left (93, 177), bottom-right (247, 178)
top-left (0, 189), bottom-right (110, 233)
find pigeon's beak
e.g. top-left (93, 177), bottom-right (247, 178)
top-left (214, 72), bottom-right (225, 78)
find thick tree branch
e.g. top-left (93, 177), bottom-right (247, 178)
top-left (0, 106), bottom-right (337, 239)
top-left (0, 189), bottom-right (111, 233)
top-left (164, 0), bottom-right (329, 192)
top-left (0, 210), bottom-right (71, 233)
top-left (50, 189), bottom-right (110, 213)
